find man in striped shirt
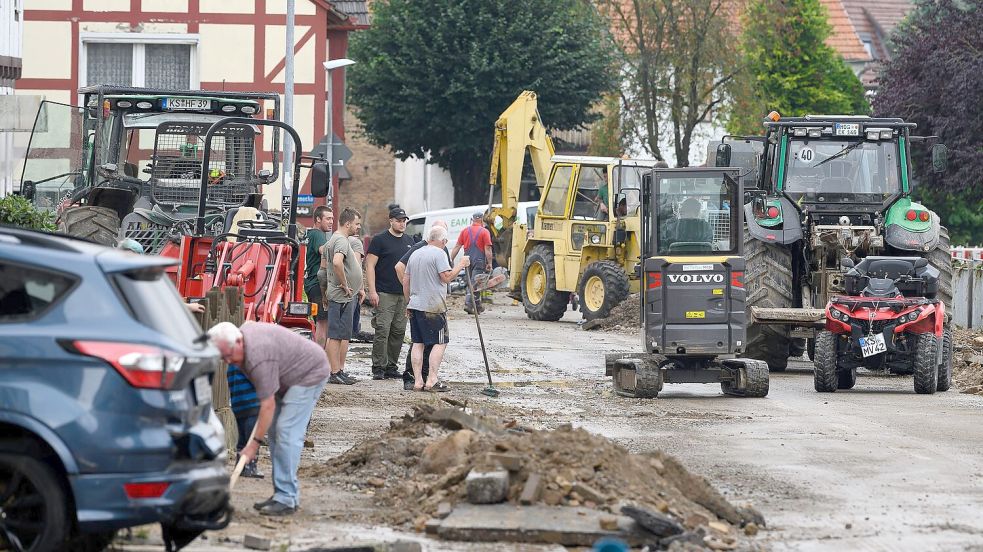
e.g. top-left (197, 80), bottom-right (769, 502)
top-left (227, 364), bottom-right (264, 479)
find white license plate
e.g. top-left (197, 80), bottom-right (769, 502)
top-left (164, 98), bottom-right (210, 111)
top-left (834, 122), bottom-right (860, 136)
top-left (859, 334), bottom-right (887, 357)
top-left (194, 375), bottom-right (212, 404)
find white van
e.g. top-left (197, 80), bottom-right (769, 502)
top-left (406, 202), bottom-right (539, 247)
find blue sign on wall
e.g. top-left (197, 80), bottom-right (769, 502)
top-left (297, 194), bottom-right (315, 205)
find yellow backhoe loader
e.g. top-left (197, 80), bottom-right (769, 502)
top-left (486, 91), bottom-right (662, 320)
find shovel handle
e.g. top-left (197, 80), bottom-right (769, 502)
top-left (229, 423), bottom-right (258, 490)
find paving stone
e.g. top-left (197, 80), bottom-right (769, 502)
top-left (572, 482), bottom-right (608, 504)
top-left (243, 534), bottom-right (271, 550)
top-left (466, 469), bottom-right (509, 504)
top-left (519, 473), bottom-right (543, 505)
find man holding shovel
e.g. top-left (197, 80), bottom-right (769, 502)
top-left (207, 321), bottom-right (329, 516)
top-left (404, 225), bottom-right (469, 391)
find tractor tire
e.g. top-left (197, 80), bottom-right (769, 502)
top-left (58, 205), bottom-right (120, 246)
top-left (743, 229), bottom-right (794, 371)
top-left (813, 330), bottom-right (839, 392)
top-left (912, 333), bottom-right (939, 395)
top-left (937, 327), bottom-right (953, 392)
top-left (578, 260), bottom-right (630, 321)
top-left (926, 225), bottom-right (953, 314)
top-left (521, 244), bottom-right (569, 321)
top-left (837, 368), bottom-right (857, 390)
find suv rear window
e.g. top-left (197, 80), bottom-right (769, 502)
top-left (113, 268), bottom-right (202, 344)
top-left (0, 262), bottom-right (76, 321)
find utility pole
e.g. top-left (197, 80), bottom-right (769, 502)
top-left (322, 59), bottom-right (355, 215)
top-left (283, 0), bottom-right (295, 203)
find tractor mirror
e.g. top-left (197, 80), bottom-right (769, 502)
top-left (257, 169), bottom-right (274, 184)
top-left (715, 143), bottom-right (732, 167)
top-left (311, 162), bottom-right (330, 198)
top-left (914, 257), bottom-right (928, 269)
top-left (751, 196), bottom-right (766, 218)
top-left (20, 181), bottom-right (35, 200)
top-left (841, 257), bottom-right (855, 269)
top-left (931, 144), bottom-right (948, 173)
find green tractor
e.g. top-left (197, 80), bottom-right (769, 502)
top-left (20, 85), bottom-right (282, 252)
top-left (714, 113), bottom-right (952, 371)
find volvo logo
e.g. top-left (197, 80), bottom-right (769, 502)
top-left (668, 273), bottom-right (725, 283)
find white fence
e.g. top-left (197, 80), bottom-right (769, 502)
top-left (952, 248), bottom-right (983, 329)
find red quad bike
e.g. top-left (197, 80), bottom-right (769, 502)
top-left (814, 256), bottom-right (953, 394)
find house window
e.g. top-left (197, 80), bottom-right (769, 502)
top-left (82, 35), bottom-right (198, 89)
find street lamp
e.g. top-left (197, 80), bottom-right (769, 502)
top-left (323, 58), bottom-right (356, 214)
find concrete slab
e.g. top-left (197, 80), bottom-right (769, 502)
top-left (434, 504), bottom-right (652, 546)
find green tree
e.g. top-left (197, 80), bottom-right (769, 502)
top-left (0, 195), bottom-right (56, 231)
top-left (349, 0), bottom-right (615, 206)
top-left (727, 0), bottom-right (869, 135)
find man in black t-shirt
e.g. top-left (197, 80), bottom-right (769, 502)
top-left (365, 207), bottom-right (415, 379)
top-left (304, 206), bottom-right (333, 346)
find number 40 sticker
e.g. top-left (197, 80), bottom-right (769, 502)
top-left (799, 147), bottom-right (815, 163)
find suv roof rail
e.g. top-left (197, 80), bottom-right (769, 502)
top-left (78, 85), bottom-right (279, 101)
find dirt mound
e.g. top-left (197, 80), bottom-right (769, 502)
top-left (584, 293), bottom-right (641, 333)
top-left (953, 328), bottom-right (983, 395)
top-left (304, 404), bottom-right (762, 545)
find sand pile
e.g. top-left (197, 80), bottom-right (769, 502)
top-left (952, 327), bottom-right (983, 395)
top-left (304, 404), bottom-right (763, 547)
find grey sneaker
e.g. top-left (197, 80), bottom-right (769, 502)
top-left (259, 501), bottom-right (296, 516)
top-left (337, 371), bottom-right (358, 385)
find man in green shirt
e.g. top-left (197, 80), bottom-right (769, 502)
top-left (305, 206), bottom-right (333, 346)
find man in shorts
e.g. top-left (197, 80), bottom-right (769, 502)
top-left (404, 225), bottom-right (470, 391)
top-left (305, 206), bottom-right (333, 346)
top-left (324, 208), bottom-right (363, 385)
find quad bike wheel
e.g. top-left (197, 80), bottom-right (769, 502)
top-left (521, 244), bottom-right (569, 321)
top-left (837, 368), bottom-right (857, 390)
top-left (813, 330), bottom-right (839, 392)
top-left (578, 260), bottom-right (630, 321)
top-left (912, 332), bottom-right (939, 395)
top-left (938, 327), bottom-right (953, 392)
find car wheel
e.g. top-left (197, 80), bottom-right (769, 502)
top-left (0, 450), bottom-right (69, 551)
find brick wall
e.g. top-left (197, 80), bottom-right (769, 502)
top-left (338, 109), bottom-right (396, 237)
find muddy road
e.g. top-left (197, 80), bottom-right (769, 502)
top-left (155, 296), bottom-right (983, 551)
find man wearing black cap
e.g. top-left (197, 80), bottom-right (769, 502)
top-left (365, 206), bottom-right (415, 380)
top-left (450, 212), bottom-right (494, 314)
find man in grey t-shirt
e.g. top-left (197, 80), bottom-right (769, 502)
top-left (405, 225), bottom-right (469, 391)
top-left (324, 207), bottom-right (363, 385)
top-left (207, 321), bottom-right (329, 516)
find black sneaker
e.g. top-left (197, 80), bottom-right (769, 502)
top-left (337, 371), bottom-right (358, 385)
top-left (259, 501), bottom-right (296, 516)
top-left (328, 373), bottom-right (349, 385)
top-left (372, 373), bottom-right (385, 380)
top-left (383, 369), bottom-right (401, 379)
top-left (403, 380), bottom-right (415, 391)
top-left (253, 497), bottom-right (276, 510)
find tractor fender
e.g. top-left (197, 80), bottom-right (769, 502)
top-left (885, 215), bottom-right (941, 253)
top-left (744, 199), bottom-right (802, 245)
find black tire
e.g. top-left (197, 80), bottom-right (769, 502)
top-left (743, 229), bottom-right (794, 371)
top-left (577, 260), bottom-right (630, 321)
top-left (521, 244), bottom-right (569, 321)
top-left (58, 206), bottom-right (120, 246)
top-left (0, 449), bottom-right (69, 551)
top-left (837, 368), bottom-right (857, 390)
top-left (813, 331), bottom-right (839, 392)
top-left (926, 224), bottom-right (953, 314)
top-left (937, 327), bottom-right (953, 392)
top-left (913, 333), bottom-right (939, 395)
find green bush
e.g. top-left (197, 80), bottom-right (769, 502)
top-left (0, 195), bottom-right (56, 231)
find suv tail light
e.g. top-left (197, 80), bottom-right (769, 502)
top-left (124, 481), bottom-right (170, 499)
top-left (70, 341), bottom-right (184, 389)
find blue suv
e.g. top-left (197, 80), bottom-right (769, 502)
top-left (0, 226), bottom-right (230, 551)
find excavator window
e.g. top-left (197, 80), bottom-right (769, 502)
top-left (572, 165), bottom-right (608, 220)
top-left (542, 164), bottom-right (574, 217)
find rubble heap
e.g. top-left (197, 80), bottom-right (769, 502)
top-left (583, 293), bottom-right (641, 333)
top-left (307, 404), bottom-right (763, 548)
top-left (953, 327), bottom-right (983, 396)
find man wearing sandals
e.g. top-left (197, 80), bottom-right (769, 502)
top-left (404, 225), bottom-right (469, 391)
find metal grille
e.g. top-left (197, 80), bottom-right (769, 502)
top-left (121, 220), bottom-right (173, 255)
top-left (150, 122), bottom-right (256, 207)
top-left (707, 209), bottom-right (731, 249)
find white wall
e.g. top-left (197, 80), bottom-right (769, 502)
top-left (395, 154), bottom-right (454, 214)
top-left (0, 0), bottom-right (24, 196)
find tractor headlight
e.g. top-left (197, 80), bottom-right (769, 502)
top-left (241, 105), bottom-right (257, 115)
top-left (590, 234), bottom-right (601, 245)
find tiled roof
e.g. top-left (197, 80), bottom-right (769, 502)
top-left (820, 0), bottom-right (871, 61)
top-left (841, 0), bottom-right (916, 60)
top-left (329, 1), bottom-right (370, 26)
